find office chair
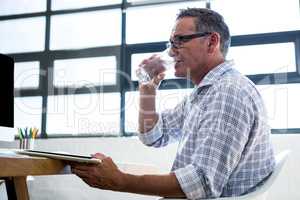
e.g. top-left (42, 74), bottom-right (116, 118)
top-left (0, 180), bottom-right (8, 200)
top-left (159, 150), bottom-right (290, 200)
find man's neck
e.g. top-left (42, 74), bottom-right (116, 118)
top-left (192, 57), bottom-right (225, 85)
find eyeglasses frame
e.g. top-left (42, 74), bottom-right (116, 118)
top-left (166, 32), bottom-right (212, 49)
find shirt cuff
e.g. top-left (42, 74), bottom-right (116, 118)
top-left (174, 164), bottom-right (208, 200)
top-left (138, 114), bottom-right (163, 146)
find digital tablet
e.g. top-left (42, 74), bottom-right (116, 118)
top-left (15, 149), bottom-right (101, 164)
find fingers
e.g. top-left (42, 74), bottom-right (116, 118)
top-left (91, 152), bottom-right (106, 160)
top-left (139, 54), bottom-right (159, 67)
top-left (70, 155), bottom-right (120, 190)
top-left (156, 73), bottom-right (166, 83)
top-left (70, 162), bottom-right (99, 175)
top-left (138, 72), bottom-right (165, 91)
top-left (73, 170), bottom-right (98, 188)
top-left (71, 164), bottom-right (89, 173)
top-left (151, 72), bottom-right (165, 88)
top-left (73, 170), bottom-right (89, 179)
top-left (71, 166), bottom-right (90, 178)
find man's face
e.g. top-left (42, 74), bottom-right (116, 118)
top-left (169, 17), bottom-right (211, 82)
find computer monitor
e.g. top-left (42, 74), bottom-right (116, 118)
top-left (0, 54), bottom-right (14, 128)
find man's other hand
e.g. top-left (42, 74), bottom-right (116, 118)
top-left (71, 152), bottom-right (125, 191)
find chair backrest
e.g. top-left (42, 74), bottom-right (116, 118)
top-left (234, 150), bottom-right (291, 200)
top-left (158, 150), bottom-right (291, 200)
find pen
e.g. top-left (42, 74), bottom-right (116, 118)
top-left (32, 128), bottom-right (38, 139)
top-left (24, 127), bottom-right (28, 139)
top-left (29, 127), bottom-right (33, 138)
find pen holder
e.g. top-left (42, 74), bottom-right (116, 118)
top-left (19, 138), bottom-right (35, 150)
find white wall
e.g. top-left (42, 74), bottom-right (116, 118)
top-left (1, 134), bottom-right (299, 200)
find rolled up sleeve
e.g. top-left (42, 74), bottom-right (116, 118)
top-left (138, 97), bottom-right (187, 147)
top-left (138, 114), bottom-right (164, 146)
top-left (174, 164), bottom-right (209, 199)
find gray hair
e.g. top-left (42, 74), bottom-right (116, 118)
top-left (177, 8), bottom-right (231, 57)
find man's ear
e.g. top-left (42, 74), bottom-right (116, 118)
top-left (207, 32), bottom-right (220, 53)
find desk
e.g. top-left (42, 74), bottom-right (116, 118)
top-left (0, 153), bottom-right (66, 200)
top-left (0, 150), bottom-right (160, 200)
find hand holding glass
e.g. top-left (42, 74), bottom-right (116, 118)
top-left (136, 48), bottom-right (175, 84)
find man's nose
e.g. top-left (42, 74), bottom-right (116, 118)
top-left (168, 47), bottom-right (177, 57)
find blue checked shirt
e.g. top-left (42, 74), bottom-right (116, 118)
top-left (138, 60), bottom-right (275, 199)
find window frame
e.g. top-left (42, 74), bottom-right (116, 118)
top-left (2, 0), bottom-right (299, 138)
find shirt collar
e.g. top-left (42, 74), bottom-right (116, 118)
top-left (189, 60), bottom-right (235, 100)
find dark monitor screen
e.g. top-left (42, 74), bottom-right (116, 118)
top-left (0, 54), bottom-right (14, 127)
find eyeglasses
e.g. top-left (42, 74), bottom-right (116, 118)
top-left (166, 32), bottom-right (211, 49)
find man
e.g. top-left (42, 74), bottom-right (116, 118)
top-left (71, 8), bottom-right (275, 199)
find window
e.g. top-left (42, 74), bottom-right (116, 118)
top-left (0, 0), bottom-right (46, 16)
top-left (14, 61), bottom-right (40, 89)
top-left (47, 93), bottom-right (120, 135)
top-left (211, 0), bottom-right (300, 35)
top-left (126, 1), bottom-right (206, 44)
top-left (54, 56), bottom-right (117, 87)
top-left (14, 97), bottom-right (42, 131)
top-left (51, 0), bottom-right (122, 11)
top-left (258, 84), bottom-right (300, 129)
top-left (228, 43), bottom-right (296, 75)
top-left (0, 17), bottom-right (45, 53)
top-left (50, 10), bottom-right (121, 50)
top-left (3, 0), bottom-right (300, 137)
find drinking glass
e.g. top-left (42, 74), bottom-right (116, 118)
top-left (136, 48), bottom-right (175, 84)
